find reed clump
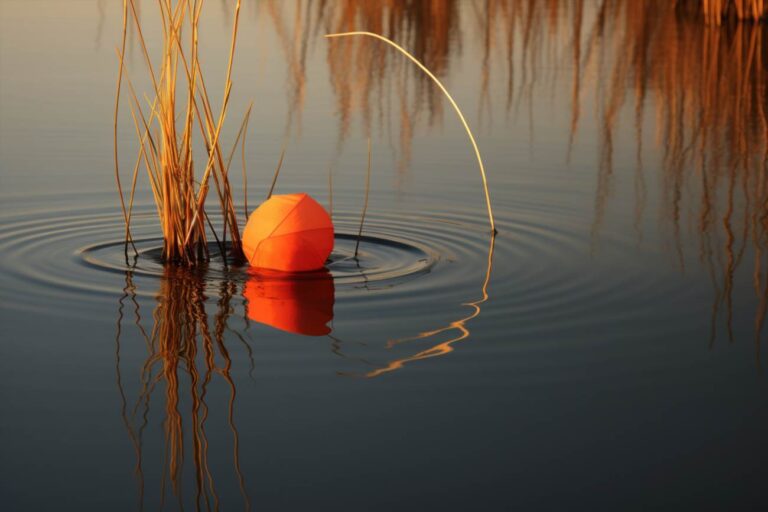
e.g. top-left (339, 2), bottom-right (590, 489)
top-left (115, 0), bottom-right (248, 265)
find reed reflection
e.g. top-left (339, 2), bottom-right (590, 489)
top-left (269, 0), bottom-right (580, 169)
top-left (305, 0), bottom-right (768, 356)
top-left (370, 235), bottom-right (495, 378)
top-left (569, 2), bottom-right (768, 356)
top-left (115, 266), bottom-right (251, 511)
top-left (263, 0), bottom-right (462, 172)
top-left (314, 1), bottom-right (766, 358)
top-left (333, 235), bottom-right (495, 378)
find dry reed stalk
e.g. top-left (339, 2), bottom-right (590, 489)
top-left (241, 108), bottom-right (251, 224)
top-left (266, 147), bottom-right (286, 199)
top-left (328, 162), bottom-right (334, 219)
top-left (115, 0), bottom-right (247, 265)
top-left (114, 1), bottom-right (137, 260)
top-left (354, 138), bottom-right (372, 258)
top-left (325, 31), bottom-right (496, 235)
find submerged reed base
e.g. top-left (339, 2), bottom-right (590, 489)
top-left (115, 0), bottom-right (248, 265)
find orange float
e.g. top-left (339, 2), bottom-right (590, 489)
top-left (242, 193), bottom-right (334, 271)
top-left (243, 270), bottom-right (335, 336)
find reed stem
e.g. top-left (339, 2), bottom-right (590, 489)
top-left (267, 148), bottom-right (286, 199)
top-left (355, 138), bottom-right (372, 258)
top-left (325, 31), bottom-right (496, 235)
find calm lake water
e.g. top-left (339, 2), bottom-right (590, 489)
top-left (2, 1), bottom-right (767, 510)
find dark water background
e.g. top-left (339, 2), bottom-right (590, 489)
top-left (1, 1), bottom-right (767, 510)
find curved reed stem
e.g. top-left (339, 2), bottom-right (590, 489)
top-left (114, 0), bottom-right (137, 259)
top-left (324, 31), bottom-right (496, 235)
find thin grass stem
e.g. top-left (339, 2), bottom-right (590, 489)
top-left (267, 148), bottom-right (286, 199)
top-left (354, 138), bottom-right (372, 258)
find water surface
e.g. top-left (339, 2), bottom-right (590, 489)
top-left (1, 1), bottom-right (767, 510)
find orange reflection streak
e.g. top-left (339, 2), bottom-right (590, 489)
top-left (243, 269), bottom-right (335, 336)
top-left (363, 235), bottom-right (495, 378)
top-left (115, 266), bottom-right (253, 510)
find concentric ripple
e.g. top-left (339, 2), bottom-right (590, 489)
top-left (0, 197), bottom-right (447, 316)
top-left (79, 232), bottom-right (435, 287)
top-left (0, 190), bottom-right (698, 345)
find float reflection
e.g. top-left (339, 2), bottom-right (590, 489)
top-left (243, 268), bottom-right (335, 336)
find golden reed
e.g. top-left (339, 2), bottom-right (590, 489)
top-left (115, 0), bottom-right (248, 264)
top-left (324, 31), bottom-right (496, 234)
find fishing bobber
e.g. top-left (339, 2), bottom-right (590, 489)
top-left (242, 193), bottom-right (334, 271)
top-left (243, 270), bottom-right (335, 336)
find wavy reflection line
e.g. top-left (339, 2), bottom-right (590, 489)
top-left (326, 333), bottom-right (376, 370)
top-left (755, 232), bottom-right (768, 366)
top-left (214, 280), bottom-right (252, 511)
top-left (362, 234), bottom-right (495, 378)
top-left (115, 271), bottom-right (146, 510)
top-left (115, 266), bottom-right (253, 511)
